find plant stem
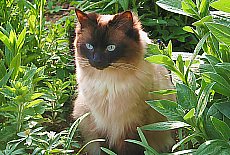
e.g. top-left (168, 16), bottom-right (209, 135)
top-left (17, 103), bottom-right (24, 132)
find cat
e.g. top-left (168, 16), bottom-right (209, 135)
top-left (72, 9), bottom-right (175, 155)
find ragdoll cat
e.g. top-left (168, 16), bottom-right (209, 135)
top-left (73, 10), bottom-right (175, 155)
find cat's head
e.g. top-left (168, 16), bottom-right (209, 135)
top-left (74, 10), bottom-right (148, 70)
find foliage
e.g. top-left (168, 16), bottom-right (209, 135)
top-left (0, 0), bottom-right (230, 154)
top-left (122, 0), bottom-right (230, 154)
top-left (0, 0), bottom-right (76, 153)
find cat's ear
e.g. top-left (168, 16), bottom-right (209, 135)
top-left (110, 11), bottom-right (133, 31)
top-left (75, 9), bottom-right (91, 28)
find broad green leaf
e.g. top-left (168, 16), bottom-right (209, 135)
top-left (172, 133), bottom-right (199, 151)
top-left (0, 69), bottom-right (13, 87)
top-left (183, 26), bottom-right (194, 33)
top-left (182, 0), bottom-right (199, 19)
top-left (207, 34), bottom-right (220, 58)
top-left (214, 102), bottom-right (230, 120)
top-left (137, 127), bottom-right (148, 145)
top-left (183, 108), bottom-right (196, 126)
top-left (196, 82), bottom-right (215, 118)
top-left (118, 0), bottom-right (129, 10)
top-left (210, 0), bottom-right (230, 13)
top-left (0, 31), bottom-right (12, 52)
top-left (141, 121), bottom-right (190, 131)
top-left (137, 127), bottom-right (152, 155)
top-left (9, 30), bottom-right (17, 52)
top-left (192, 16), bottom-right (212, 27)
top-left (176, 54), bottom-right (184, 74)
top-left (202, 72), bottom-right (230, 96)
top-left (147, 44), bottom-right (162, 55)
top-left (215, 63), bottom-right (230, 80)
top-left (0, 60), bottom-right (6, 79)
top-left (195, 140), bottom-right (230, 155)
top-left (219, 44), bottom-right (230, 62)
top-left (205, 22), bottom-right (230, 46)
top-left (30, 93), bottom-right (44, 100)
top-left (211, 11), bottom-right (230, 27)
top-left (203, 55), bottom-right (221, 66)
top-left (199, 0), bottom-right (209, 18)
top-left (9, 53), bottom-right (21, 80)
top-left (103, 0), bottom-right (117, 10)
top-left (168, 149), bottom-right (196, 155)
top-left (125, 139), bottom-right (159, 155)
top-left (176, 83), bottom-right (197, 109)
top-left (145, 55), bottom-right (185, 82)
top-left (211, 116), bottom-right (230, 140)
top-left (149, 89), bottom-right (176, 95)
top-left (101, 147), bottom-right (117, 155)
top-left (146, 100), bottom-right (184, 121)
top-left (156, 0), bottom-right (188, 16)
top-left (17, 28), bottom-right (26, 52)
top-left (167, 40), bottom-right (172, 58)
top-left (25, 99), bottom-right (43, 109)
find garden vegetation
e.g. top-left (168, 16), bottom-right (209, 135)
top-left (0, 0), bottom-right (230, 154)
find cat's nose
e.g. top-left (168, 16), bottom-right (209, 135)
top-left (93, 53), bottom-right (102, 63)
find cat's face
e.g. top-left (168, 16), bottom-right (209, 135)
top-left (75, 10), bottom-right (143, 70)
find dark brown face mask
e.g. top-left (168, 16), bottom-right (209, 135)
top-left (75, 10), bottom-right (141, 70)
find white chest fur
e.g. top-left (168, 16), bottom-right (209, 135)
top-left (76, 63), bottom-right (152, 145)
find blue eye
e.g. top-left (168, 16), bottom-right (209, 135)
top-left (106, 45), bottom-right (116, 52)
top-left (86, 43), bottom-right (94, 50)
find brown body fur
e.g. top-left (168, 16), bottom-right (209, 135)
top-left (73, 10), bottom-right (175, 155)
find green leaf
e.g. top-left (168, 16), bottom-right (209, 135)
top-left (25, 99), bottom-right (44, 109)
top-left (202, 72), bottom-right (230, 96)
top-left (168, 149), bottom-right (196, 155)
top-left (205, 22), bottom-right (230, 46)
top-left (125, 139), bottom-right (159, 155)
top-left (210, 0), bottom-right (230, 13)
top-left (192, 16), bottom-right (213, 27)
top-left (118, 0), bottom-right (129, 10)
top-left (199, 0), bottom-right (209, 18)
top-left (101, 147), bottom-right (117, 155)
top-left (146, 100), bottom-right (184, 121)
top-left (65, 113), bottom-right (89, 150)
top-left (137, 127), bottom-right (152, 155)
top-left (9, 53), bottom-right (21, 80)
top-left (183, 26), bottom-right (194, 33)
top-left (141, 121), bottom-right (190, 131)
top-left (196, 82), bottom-right (215, 118)
top-left (17, 27), bottom-right (26, 52)
top-left (0, 60), bottom-right (6, 79)
top-left (145, 55), bottom-right (185, 83)
top-left (149, 89), bottom-right (176, 95)
top-left (183, 108), bottom-right (196, 126)
top-left (0, 69), bottom-right (13, 87)
top-left (214, 101), bottom-right (230, 120)
top-left (176, 83), bottom-right (197, 109)
top-left (176, 54), bottom-right (184, 74)
top-left (215, 63), bottom-right (230, 80)
top-left (195, 140), bottom-right (230, 155)
top-left (211, 116), bottom-right (230, 140)
top-left (30, 93), bottom-right (44, 100)
top-left (172, 133), bottom-right (199, 151)
top-left (182, 0), bottom-right (199, 19)
top-left (167, 40), bottom-right (172, 57)
top-left (156, 0), bottom-right (188, 16)
top-left (0, 31), bottom-right (12, 52)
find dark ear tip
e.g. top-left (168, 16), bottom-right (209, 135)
top-left (75, 8), bottom-right (82, 15)
top-left (122, 10), bottom-right (133, 19)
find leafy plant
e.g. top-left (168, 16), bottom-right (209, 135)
top-left (125, 0), bottom-right (230, 154)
